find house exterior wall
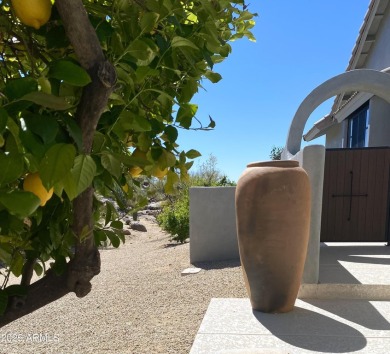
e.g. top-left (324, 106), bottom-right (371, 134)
top-left (369, 96), bottom-right (390, 146)
top-left (325, 123), bottom-right (346, 148)
top-left (325, 3), bottom-right (390, 148)
top-left (326, 96), bottom-right (390, 148)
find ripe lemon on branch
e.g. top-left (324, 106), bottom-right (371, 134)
top-left (11, 0), bottom-right (52, 30)
top-left (23, 173), bottom-right (54, 206)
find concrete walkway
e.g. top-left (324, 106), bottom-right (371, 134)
top-left (190, 243), bottom-right (390, 354)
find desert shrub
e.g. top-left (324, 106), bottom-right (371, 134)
top-left (157, 191), bottom-right (189, 243)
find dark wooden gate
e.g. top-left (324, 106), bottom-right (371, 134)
top-left (320, 147), bottom-right (390, 242)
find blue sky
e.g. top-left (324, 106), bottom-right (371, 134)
top-left (176, 1), bottom-right (370, 182)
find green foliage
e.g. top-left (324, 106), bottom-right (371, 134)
top-left (157, 190), bottom-right (189, 243)
top-left (270, 145), bottom-right (283, 160)
top-left (0, 0), bottom-right (256, 301)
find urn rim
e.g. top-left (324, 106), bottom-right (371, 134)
top-left (246, 160), bottom-right (299, 168)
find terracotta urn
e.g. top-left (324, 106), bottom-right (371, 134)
top-left (235, 160), bottom-right (311, 313)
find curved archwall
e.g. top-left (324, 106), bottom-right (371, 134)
top-left (284, 69), bottom-right (390, 159)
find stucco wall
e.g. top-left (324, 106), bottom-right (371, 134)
top-left (189, 187), bottom-right (238, 263)
top-left (325, 123), bottom-right (346, 148)
top-left (369, 96), bottom-right (390, 146)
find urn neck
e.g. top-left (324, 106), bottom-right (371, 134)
top-left (246, 160), bottom-right (299, 168)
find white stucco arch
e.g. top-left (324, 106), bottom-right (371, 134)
top-left (283, 69), bottom-right (390, 159)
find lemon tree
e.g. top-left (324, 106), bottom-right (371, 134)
top-left (0, 0), bottom-right (256, 324)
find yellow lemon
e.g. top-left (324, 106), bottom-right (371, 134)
top-left (129, 166), bottom-right (143, 178)
top-left (152, 166), bottom-right (168, 179)
top-left (23, 173), bottom-right (54, 206)
top-left (11, 0), bottom-right (52, 30)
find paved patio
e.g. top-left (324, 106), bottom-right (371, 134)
top-left (190, 242), bottom-right (390, 354)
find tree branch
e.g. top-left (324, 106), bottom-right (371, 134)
top-left (0, 270), bottom-right (68, 327)
top-left (20, 258), bottom-right (36, 287)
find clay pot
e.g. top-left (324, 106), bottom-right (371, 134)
top-left (235, 160), bottom-right (311, 313)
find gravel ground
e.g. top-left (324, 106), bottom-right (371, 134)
top-left (1, 214), bottom-right (246, 354)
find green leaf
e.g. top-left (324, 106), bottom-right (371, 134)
top-left (207, 115), bottom-right (216, 128)
top-left (179, 79), bottom-right (198, 103)
top-left (115, 111), bottom-right (152, 132)
top-left (110, 220), bottom-right (123, 229)
top-left (23, 114), bottom-right (59, 144)
top-left (101, 152), bottom-right (121, 178)
top-left (4, 77), bottom-right (38, 100)
top-left (94, 230), bottom-right (107, 245)
top-left (0, 108), bottom-right (7, 133)
top-left (219, 44), bottom-right (231, 57)
top-left (20, 130), bottom-right (46, 159)
top-left (0, 153), bottom-right (24, 186)
top-left (171, 36), bottom-right (199, 50)
top-left (92, 132), bottom-right (106, 153)
top-left (236, 10), bottom-right (255, 21)
top-left (40, 144), bottom-right (76, 189)
top-left (0, 191), bottom-right (41, 217)
top-left (49, 60), bottom-right (91, 87)
top-left (127, 39), bottom-right (158, 66)
top-left (10, 252), bottom-right (25, 277)
top-left (159, 150), bottom-right (176, 168)
top-left (62, 117), bottom-right (83, 151)
top-left (164, 170), bottom-right (179, 194)
top-left (140, 12), bottom-right (160, 32)
top-left (204, 71), bottom-right (222, 83)
top-left (176, 103), bottom-right (198, 129)
top-left (185, 149), bottom-right (201, 159)
top-left (185, 161), bottom-right (194, 170)
top-left (34, 262), bottom-right (43, 276)
top-left (105, 202), bottom-right (117, 226)
top-left (63, 155), bottom-right (96, 200)
top-left (163, 126), bottom-right (178, 143)
top-left (51, 256), bottom-right (67, 276)
top-left (62, 172), bottom-right (78, 201)
top-left (134, 66), bottom-right (160, 83)
top-left (20, 92), bottom-right (72, 110)
top-left (105, 230), bottom-right (120, 248)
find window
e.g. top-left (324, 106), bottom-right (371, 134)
top-left (347, 102), bottom-right (370, 148)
